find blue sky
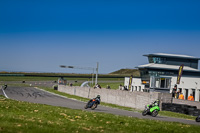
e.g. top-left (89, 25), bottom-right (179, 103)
top-left (0, 0), bottom-right (200, 74)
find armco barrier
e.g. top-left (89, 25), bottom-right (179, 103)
top-left (58, 85), bottom-right (160, 110)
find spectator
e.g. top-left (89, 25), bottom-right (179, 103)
top-left (106, 85), bottom-right (111, 89)
top-left (172, 85), bottom-right (177, 98)
top-left (119, 84), bottom-right (123, 90)
top-left (178, 92), bottom-right (184, 100)
top-left (123, 86), bottom-right (128, 91)
top-left (177, 90), bottom-right (180, 99)
top-left (188, 94), bottom-right (194, 101)
top-left (94, 84), bottom-right (98, 89)
top-left (98, 84), bottom-right (102, 89)
top-left (94, 84), bottom-right (101, 89)
top-left (69, 83), bottom-right (73, 87)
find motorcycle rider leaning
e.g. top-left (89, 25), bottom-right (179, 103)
top-left (88, 95), bottom-right (101, 105)
top-left (148, 99), bottom-right (160, 109)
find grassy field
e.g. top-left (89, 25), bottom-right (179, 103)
top-left (0, 76), bottom-right (124, 90)
top-left (0, 76), bottom-right (124, 81)
top-left (0, 95), bottom-right (200, 133)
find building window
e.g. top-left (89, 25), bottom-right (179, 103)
top-left (160, 78), bottom-right (165, 88)
top-left (150, 76), bottom-right (171, 89)
top-left (148, 57), bottom-right (166, 64)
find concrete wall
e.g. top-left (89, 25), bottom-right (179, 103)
top-left (58, 85), bottom-right (160, 110)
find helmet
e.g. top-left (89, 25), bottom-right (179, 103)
top-left (156, 99), bottom-right (160, 104)
top-left (153, 99), bottom-right (159, 104)
top-left (97, 95), bottom-right (100, 98)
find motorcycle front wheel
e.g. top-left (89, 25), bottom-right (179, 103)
top-left (84, 103), bottom-right (88, 109)
top-left (91, 103), bottom-right (97, 110)
top-left (151, 110), bottom-right (158, 117)
top-left (142, 110), bottom-right (148, 116)
top-left (196, 117), bottom-right (200, 122)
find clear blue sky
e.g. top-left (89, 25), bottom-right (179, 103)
top-left (1, 0), bottom-right (200, 74)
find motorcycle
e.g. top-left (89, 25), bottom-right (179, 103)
top-left (196, 115), bottom-right (200, 122)
top-left (84, 98), bottom-right (100, 110)
top-left (142, 104), bottom-right (160, 117)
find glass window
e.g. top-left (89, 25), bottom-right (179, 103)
top-left (149, 57), bottom-right (166, 64)
top-left (151, 77), bottom-right (171, 89)
top-left (165, 78), bottom-right (171, 88)
top-left (148, 57), bottom-right (153, 63)
top-left (160, 78), bottom-right (165, 88)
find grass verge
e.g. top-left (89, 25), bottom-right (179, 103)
top-left (0, 95), bottom-right (200, 133)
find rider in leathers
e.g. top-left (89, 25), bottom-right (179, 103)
top-left (88, 95), bottom-right (101, 106)
top-left (148, 99), bottom-right (160, 109)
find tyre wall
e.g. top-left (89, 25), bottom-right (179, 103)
top-left (162, 103), bottom-right (200, 116)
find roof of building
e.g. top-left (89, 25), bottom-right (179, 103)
top-left (143, 53), bottom-right (200, 60)
top-left (137, 63), bottom-right (200, 72)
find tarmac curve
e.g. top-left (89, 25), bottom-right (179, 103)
top-left (1, 86), bottom-right (200, 126)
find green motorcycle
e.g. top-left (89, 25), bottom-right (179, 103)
top-left (142, 104), bottom-right (160, 117)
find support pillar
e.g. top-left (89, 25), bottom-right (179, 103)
top-left (130, 86), bottom-right (134, 92)
top-left (188, 88), bottom-right (193, 99)
top-left (195, 89), bottom-right (200, 102)
top-left (134, 86), bottom-right (137, 91)
top-left (182, 88), bottom-right (186, 100)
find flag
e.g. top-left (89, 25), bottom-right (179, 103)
top-left (177, 64), bottom-right (184, 84)
top-left (128, 75), bottom-right (133, 90)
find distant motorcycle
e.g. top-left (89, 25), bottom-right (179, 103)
top-left (84, 98), bottom-right (100, 110)
top-left (196, 115), bottom-right (200, 122)
top-left (142, 104), bottom-right (160, 117)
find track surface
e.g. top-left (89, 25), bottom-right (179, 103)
top-left (1, 87), bottom-right (200, 126)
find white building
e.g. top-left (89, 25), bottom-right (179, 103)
top-left (124, 53), bottom-right (200, 101)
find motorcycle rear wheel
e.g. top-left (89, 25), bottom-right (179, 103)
top-left (142, 110), bottom-right (148, 116)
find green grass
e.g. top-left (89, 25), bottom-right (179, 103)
top-left (98, 82), bottom-right (124, 90)
top-left (159, 111), bottom-right (196, 120)
top-left (0, 96), bottom-right (200, 133)
top-left (0, 76), bottom-right (58, 81)
top-left (0, 76), bottom-right (124, 82)
top-left (0, 76), bottom-right (123, 89)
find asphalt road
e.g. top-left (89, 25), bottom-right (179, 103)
top-left (1, 86), bottom-right (200, 126)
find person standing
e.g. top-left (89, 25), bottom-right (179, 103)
top-left (172, 85), bottom-right (177, 98)
top-left (177, 90), bottom-right (180, 99)
top-left (188, 94), bottom-right (194, 101)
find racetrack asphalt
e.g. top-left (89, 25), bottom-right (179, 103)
top-left (1, 86), bottom-right (200, 126)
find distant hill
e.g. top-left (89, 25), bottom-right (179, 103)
top-left (109, 69), bottom-right (140, 77)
